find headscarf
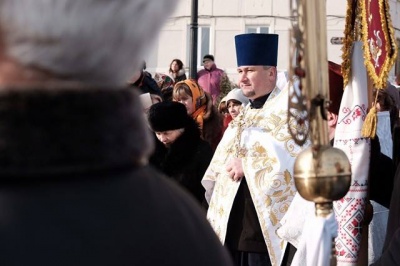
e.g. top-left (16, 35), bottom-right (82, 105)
top-left (174, 79), bottom-right (207, 130)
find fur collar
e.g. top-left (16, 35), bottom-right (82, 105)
top-left (169, 69), bottom-right (186, 79)
top-left (0, 86), bottom-right (152, 176)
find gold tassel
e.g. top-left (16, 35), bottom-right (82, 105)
top-left (361, 106), bottom-right (377, 138)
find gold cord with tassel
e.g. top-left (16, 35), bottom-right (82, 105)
top-left (361, 106), bottom-right (377, 138)
top-left (361, 91), bottom-right (379, 138)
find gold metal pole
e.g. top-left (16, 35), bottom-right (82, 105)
top-left (289, 0), bottom-right (352, 264)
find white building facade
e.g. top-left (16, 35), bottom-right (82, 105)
top-left (146, 0), bottom-right (400, 84)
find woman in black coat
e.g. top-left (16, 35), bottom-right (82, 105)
top-left (148, 101), bottom-right (213, 205)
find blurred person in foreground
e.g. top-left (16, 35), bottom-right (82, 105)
top-left (372, 163), bottom-right (400, 266)
top-left (0, 1), bottom-right (233, 265)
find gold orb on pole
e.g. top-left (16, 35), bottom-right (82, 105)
top-left (293, 145), bottom-right (351, 217)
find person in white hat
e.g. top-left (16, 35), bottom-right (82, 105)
top-left (225, 88), bottom-right (249, 119)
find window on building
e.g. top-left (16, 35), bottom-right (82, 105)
top-left (199, 26), bottom-right (210, 61)
top-left (245, 26), bottom-right (269, 34)
top-left (187, 26), bottom-right (210, 68)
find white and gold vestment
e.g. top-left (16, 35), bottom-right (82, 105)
top-left (202, 85), bottom-right (307, 266)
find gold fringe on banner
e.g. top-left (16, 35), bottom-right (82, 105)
top-left (359, 0), bottom-right (398, 90)
top-left (359, 0), bottom-right (397, 138)
top-left (334, 0), bottom-right (397, 138)
top-left (341, 0), bottom-right (356, 88)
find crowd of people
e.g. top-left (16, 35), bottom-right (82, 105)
top-left (0, 0), bottom-right (400, 266)
top-left (134, 31), bottom-right (400, 265)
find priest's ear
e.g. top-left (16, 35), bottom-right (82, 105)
top-left (327, 111), bottom-right (339, 127)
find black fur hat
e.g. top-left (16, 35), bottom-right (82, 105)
top-left (203, 54), bottom-right (214, 62)
top-left (148, 101), bottom-right (191, 132)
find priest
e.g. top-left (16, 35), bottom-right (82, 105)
top-left (202, 33), bottom-right (308, 266)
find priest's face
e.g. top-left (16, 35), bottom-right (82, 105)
top-left (237, 65), bottom-right (277, 100)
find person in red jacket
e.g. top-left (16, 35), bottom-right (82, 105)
top-left (197, 54), bottom-right (226, 104)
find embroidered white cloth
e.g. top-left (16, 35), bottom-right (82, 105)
top-left (291, 213), bottom-right (338, 266)
top-left (333, 41), bottom-right (370, 265)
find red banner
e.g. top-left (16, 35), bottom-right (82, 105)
top-left (342, 0), bottom-right (397, 89)
top-left (361, 0), bottom-right (397, 88)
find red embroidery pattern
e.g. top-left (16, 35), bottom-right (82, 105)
top-left (334, 137), bottom-right (369, 264)
top-left (339, 105), bottom-right (368, 125)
